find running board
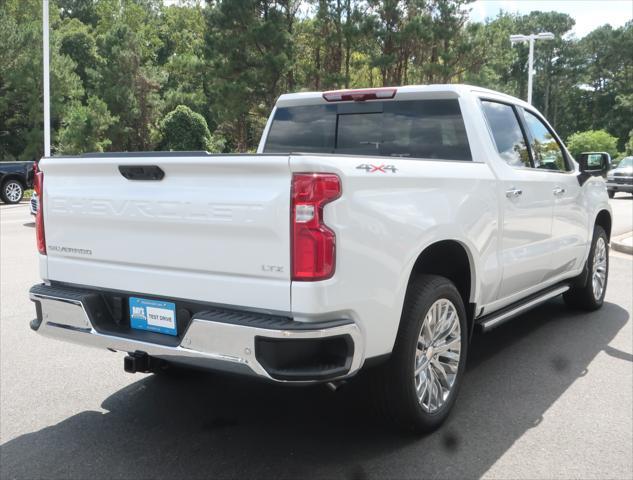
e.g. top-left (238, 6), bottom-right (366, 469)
top-left (477, 283), bottom-right (571, 332)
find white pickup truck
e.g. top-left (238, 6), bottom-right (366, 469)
top-left (30, 85), bottom-right (612, 432)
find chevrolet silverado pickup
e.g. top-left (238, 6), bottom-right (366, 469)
top-left (29, 85), bottom-right (612, 432)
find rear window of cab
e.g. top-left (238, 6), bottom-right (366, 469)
top-left (264, 99), bottom-right (472, 161)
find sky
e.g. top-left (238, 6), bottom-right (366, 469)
top-left (469, 0), bottom-right (633, 37)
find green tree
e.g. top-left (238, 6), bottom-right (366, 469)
top-left (96, 22), bottom-right (163, 151)
top-left (307, 0), bottom-right (360, 89)
top-left (0, 0), bottom-right (83, 160)
top-left (159, 2), bottom-right (208, 117)
top-left (363, 0), bottom-right (414, 86)
top-left (567, 130), bottom-right (619, 158)
top-left (518, 12), bottom-right (575, 119)
top-left (423, 0), bottom-right (478, 83)
top-left (573, 23), bottom-right (633, 149)
top-left (58, 0), bottom-right (99, 26)
top-left (94, 0), bottom-right (163, 61)
top-left (158, 105), bottom-right (224, 152)
top-left (58, 17), bottom-right (101, 89)
top-left (204, 0), bottom-right (292, 151)
top-left (157, 0), bottom-right (206, 64)
top-left (1, 0), bottom-right (631, 156)
top-left (57, 96), bottom-right (117, 154)
top-left (462, 13), bottom-right (517, 94)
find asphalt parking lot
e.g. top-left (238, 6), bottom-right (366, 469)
top-left (1, 198), bottom-right (632, 480)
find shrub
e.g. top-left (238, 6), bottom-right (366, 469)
top-left (566, 130), bottom-right (618, 159)
top-left (158, 105), bottom-right (224, 152)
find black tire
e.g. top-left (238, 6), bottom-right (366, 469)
top-left (608, 190), bottom-right (615, 199)
top-left (369, 274), bottom-right (468, 433)
top-left (1, 179), bottom-right (24, 204)
top-left (564, 225), bottom-right (609, 311)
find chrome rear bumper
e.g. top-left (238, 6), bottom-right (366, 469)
top-left (30, 284), bottom-right (363, 383)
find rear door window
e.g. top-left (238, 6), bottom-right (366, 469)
top-left (264, 99), bottom-right (472, 161)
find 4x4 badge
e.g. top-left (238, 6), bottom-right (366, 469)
top-left (356, 164), bottom-right (398, 173)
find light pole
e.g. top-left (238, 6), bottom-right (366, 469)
top-left (43, 0), bottom-right (51, 157)
top-left (510, 32), bottom-right (555, 105)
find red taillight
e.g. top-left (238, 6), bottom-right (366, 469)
top-left (34, 171), bottom-right (45, 254)
top-left (291, 173), bottom-right (341, 281)
top-left (322, 88), bottom-right (396, 102)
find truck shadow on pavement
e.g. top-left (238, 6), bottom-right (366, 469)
top-left (1, 300), bottom-right (630, 480)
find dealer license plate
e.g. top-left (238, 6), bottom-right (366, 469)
top-left (129, 297), bottom-right (177, 336)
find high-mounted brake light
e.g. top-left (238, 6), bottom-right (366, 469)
top-left (34, 171), bottom-right (45, 254)
top-left (291, 173), bottom-right (341, 281)
top-left (322, 88), bottom-right (397, 102)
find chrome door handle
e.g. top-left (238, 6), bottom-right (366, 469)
top-left (505, 188), bottom-right (523, 198)
top-left (553, 187), bottom-right (566, 196)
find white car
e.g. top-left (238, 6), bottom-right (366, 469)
top-left (29, 85), bottom-right (612, 432)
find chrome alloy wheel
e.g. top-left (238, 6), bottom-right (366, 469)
top-left (414, 298), bottom-right (461, 413)
top-left (592, 236), bottom-right (607, 300)
top-left (5, 181), bottom-right (22, 202)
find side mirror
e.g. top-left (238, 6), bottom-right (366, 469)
top-left (578, 154), bottom-right (609, 177)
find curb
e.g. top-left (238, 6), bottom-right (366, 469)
top-left (612, 232), bottom-right (633, 255)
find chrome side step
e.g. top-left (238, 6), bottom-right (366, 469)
top-left (477, 284), bottom-right (570, 332)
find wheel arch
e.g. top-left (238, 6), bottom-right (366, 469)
top-left (595, 209), bottom-right (612, 240)
top-left (405, 239), bottom-right (478, 338)
top-left (1, 174), bottom-right (27, 189)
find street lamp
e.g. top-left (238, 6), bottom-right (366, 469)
top-left (43, 0), bottom-right (51, 157)
top-left (510, 32), bottom-right (555, 105)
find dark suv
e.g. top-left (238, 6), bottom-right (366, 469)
top-left (0, 161), bottom-right (34, 204)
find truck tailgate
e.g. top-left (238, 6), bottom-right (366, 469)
top-left (40, 154), bottom-right (291, 312)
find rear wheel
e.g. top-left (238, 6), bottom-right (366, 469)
top-left (564, 225), bottom-right (609, 311)
top-left (608, 190), bottom-right (615, 199)
top-left (1, 179), bottom-right (24, 204)
top-left (370, 274), bottom-right (468, 432)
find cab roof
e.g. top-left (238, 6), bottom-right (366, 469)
top-left (275, 84), bottom-right (531, 109)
